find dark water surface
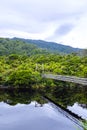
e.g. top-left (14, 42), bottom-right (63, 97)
top-left (51, 85), bottom-right (87, 120)
top-left (0, 86), bottom-right (86, 130)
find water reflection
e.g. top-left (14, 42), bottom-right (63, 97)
top-left (0, 89), bottom-right (46, 105)
top-left (50, 84), bottom-right (87, 119)
top-left (0, 87), bottom-right (86, 130)
top-left (52, 85), bottom-right (87, 108)
top-left (68, 103), bottom-right (87, 120)
top-left (0, 100), bottom-right (83, 130)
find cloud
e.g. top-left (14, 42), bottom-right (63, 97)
top-left (0, 0), bottom-right (87, 48)
top-left (60, 13), bottom-right (87, 48)
top-left (55, 23), bottom-right (74, 36)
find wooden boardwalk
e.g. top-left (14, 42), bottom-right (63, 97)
top-left (42, 74), bottom-right (87, 86)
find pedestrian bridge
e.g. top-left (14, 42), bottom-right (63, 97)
top-left (42, 74), bottom-right (87, 86)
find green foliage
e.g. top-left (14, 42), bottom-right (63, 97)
top-left (0, 53), bottom-right (87, 89)
top-left (0, 38), bottom-right (87, 90)
top-left (13, 38), bottom-right (81, 54)
top-left (0, 37), bottom-right (82, 55)
top-left (6, 69), bottom-right (41, 88)
top-left (0, 38), bottom-right (49, 56)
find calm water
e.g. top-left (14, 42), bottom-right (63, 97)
top-left (0, 86), bottom-right (86, 130)
top-left (0, 101), bottom-right (83, 130)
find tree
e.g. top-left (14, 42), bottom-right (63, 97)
top-left (7, 69), bottom-right (41, 88)
top-left (82, 49), bottom-right (87, 57)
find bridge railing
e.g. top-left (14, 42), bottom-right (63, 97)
top-left (42, 74), bottom-right (87, 86)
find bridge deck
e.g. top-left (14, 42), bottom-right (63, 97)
top-left (42, 74), bottom-right (87, 86)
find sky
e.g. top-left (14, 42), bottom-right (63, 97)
top-left (0, 0), bottom-right (87, 48)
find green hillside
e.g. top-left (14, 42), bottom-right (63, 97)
top-left (12, 38), bottom-right (82, 54)
top-left (0, 38), bottom-right (49, 56)
top-left (0, 37), bottom-right (82, 55)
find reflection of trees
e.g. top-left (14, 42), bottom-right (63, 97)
top-left (0, 89), bottom-right (46, 106)
top-left (0, 84), bottom-right (87, 108)
top-left (51, 83), bottom-right (87, 108)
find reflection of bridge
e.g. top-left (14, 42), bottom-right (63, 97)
top-left (42, 74), bottom-right (87, 86)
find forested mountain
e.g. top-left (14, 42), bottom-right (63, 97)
top-left (0, 37), bottom-right (82, 55)
top-left (0, 38), bottom-right (49, 56)
top-left (12, 37), bottom-right (82, 54)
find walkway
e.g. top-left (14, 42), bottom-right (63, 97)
top-left (42, 74), bottom-right (87, 85)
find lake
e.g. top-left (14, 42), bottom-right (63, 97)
top-left (0, 86), bottom-right (86, 130)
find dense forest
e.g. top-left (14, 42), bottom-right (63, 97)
top-left (0, 38), bottom-right (87, 89)
top-left (0, 37), bottom-right (82, 55)
top-left (0, 38), bottom-right (50, 56)
top-left (12, 37), bottom-right (81, 54)
top-left (0, 53), bottom-right (87, 88)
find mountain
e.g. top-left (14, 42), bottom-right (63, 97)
top-left (0, 38), bottom-right (49, 56)
top-left (12, 37), bottom-right (82, 54)
top-left (0, 37), bottom-right (82, 56)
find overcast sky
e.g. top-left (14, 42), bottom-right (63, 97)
top-left (0, 0), bottom-right (87, 48)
